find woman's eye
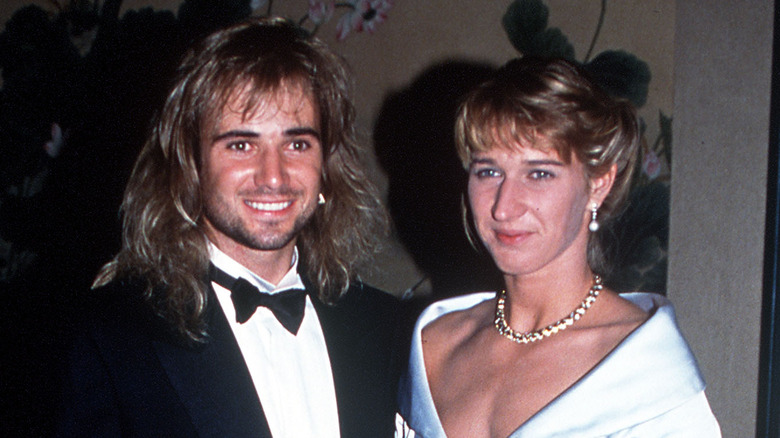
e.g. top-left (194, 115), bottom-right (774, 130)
top-left (473, 168), bottom-right (501, 179)
top-left (530, 169), bottom-right (554, 180)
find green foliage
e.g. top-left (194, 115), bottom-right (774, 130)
top-left (604, 181), bottom-right (669, 293)
top-left (502, 0), bottom-right (670, 292)
top-left (583, 50), bottom-right (651, 107)
top-left (659, 111), bottom-right (672, 168)
top-left (502, 0), bottom-right (650, 108)
top-left (502, 0), bottom-right (574, 60)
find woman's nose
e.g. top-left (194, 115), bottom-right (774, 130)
top-left (491, 179), bottom-right (528, 221)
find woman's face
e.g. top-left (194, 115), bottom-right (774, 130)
top-left (467, 138), bottom-right (599, 277)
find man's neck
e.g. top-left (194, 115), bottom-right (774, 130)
top-left (208, 238), bottom-right (296, 286)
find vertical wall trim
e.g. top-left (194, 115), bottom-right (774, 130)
top-left (758, 2), bottom-right (780, 436)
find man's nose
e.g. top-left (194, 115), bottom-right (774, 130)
top-left (253, 148), bottom-right (287, 187)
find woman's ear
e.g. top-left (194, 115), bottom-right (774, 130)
top-left (589, 163), bottom-right (618, 205)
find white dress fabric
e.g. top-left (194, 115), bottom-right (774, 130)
top-left (396, 292), bottom-right (721, 438)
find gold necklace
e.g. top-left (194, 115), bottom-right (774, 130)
top-left (494, 275), bottom-right (602, 344)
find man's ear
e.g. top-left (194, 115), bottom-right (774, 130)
top-left (589, 163), bottom-right (618, 205)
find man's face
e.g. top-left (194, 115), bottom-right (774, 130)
top-left (199, 83), bottom-right (323, 266)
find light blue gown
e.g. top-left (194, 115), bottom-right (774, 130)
top-left (397, 292), bottom-right (721, 438)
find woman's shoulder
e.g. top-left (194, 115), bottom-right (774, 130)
top-left (615, 292), bottom-right (692, 346)
top-left (417, 292), bottom-right (495, 364)
top-left (417, 292), bottom-right (495, 337)
top-left (417, 292), bottom-right (495, 327)
top-left (593, 289), bottom-right (651, 328)
top-left (618, 291), bottom-right (672, 312)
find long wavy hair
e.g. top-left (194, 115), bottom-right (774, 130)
top-left (94, 17), bottom-right (387, 341)
top-left (454, 57), bottom-right (640, 274)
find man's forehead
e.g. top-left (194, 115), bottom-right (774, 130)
top-left (232, 80), bottom-right (313, 111)
top-left (206, 80), bottom-right (318, 128)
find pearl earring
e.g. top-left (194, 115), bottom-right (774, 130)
top-left (318, 193), bottom-right (326, 205)
top-left (588, 203), bottom-right (599, 232)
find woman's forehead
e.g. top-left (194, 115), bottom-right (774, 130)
top-left (470, 126), bottom-right (581, 168)
top-left (472, 141), bottom-right (563, 162)
top-left (480, 126), bottom-right (561, 154)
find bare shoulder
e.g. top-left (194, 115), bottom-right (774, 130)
top-left (421, 298), bottom-right (493, 368)
top-left (601, 290), bottom-right (649, 325)
top-left (582, 290), bottom-right (649, 348)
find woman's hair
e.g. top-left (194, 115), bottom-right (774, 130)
top-left (93, 17), bottom-right (387, 341)
top-left (454, 56), bottom-right (640, 273)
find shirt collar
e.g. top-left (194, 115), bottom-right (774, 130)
top-left (208, 242), bottom-right (306, 294)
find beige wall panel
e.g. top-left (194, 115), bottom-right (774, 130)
top-left (670, 1), bottom-right (772, 436)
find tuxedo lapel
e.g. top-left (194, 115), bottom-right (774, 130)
top-left (310, 284), bottom-right (400, 438)
top-left (312, 294), bottom-right (364, 434)
top-left (153, 289), bottom-right (273, 438)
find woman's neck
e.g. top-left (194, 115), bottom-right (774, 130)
top-left (501, 265), bottom-right (596, 333)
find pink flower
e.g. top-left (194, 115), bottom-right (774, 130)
top-left (642, 149), bottom-right (661, 180)
top-left (336, 0), bottom-right (393, 41)
top-left (309, 0), bottom-right (335, 25)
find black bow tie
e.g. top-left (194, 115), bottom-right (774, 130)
top-left (209, 264), bottom-right (307, 335)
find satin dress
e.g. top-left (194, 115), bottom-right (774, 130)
top-left (396, 292), bottom-right (721, 438)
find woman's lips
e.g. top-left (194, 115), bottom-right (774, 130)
top-left (494, 229), bottom-right (533, 245)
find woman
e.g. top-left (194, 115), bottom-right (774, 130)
top-left (396, 57), bottom-right (720, 437)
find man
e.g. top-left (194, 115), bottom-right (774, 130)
top-left (56, 17), bottom-right (401, 437)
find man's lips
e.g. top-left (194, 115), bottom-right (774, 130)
top-left (244, 200), bottom-right (293, 212)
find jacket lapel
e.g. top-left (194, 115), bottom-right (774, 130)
top-left (310, 283), bottom-right (400, 438)
top-left (153, 289), bottom-right (273, 438)
top-left (311, 292), bottom-right (360, 429)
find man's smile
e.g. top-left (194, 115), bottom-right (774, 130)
top-left (245, 200), bottom-right (293, 212)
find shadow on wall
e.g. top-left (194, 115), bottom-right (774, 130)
top-left (374, 60), bottom-right (504, 302)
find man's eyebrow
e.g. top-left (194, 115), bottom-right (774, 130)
top-left (211, 127), bottom-right (321, 142)
top-left (212, 130), bottom-right (259, 142)
top-left (285, 126), bottom-right (321, 140)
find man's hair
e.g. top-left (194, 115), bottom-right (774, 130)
top-left (94, 17), bottom-right (387, 340)
top-left (454, 56), bottom-right (640, 273)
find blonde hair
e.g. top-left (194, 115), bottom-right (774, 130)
top-left (455, 57), bottom-right (640, 272)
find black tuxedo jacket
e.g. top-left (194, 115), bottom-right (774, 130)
top-left (55, 277), bottom-right (403, 437)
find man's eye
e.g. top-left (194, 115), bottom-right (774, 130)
top-left (290, 140), bottom-right (310, 151)
top-left (228, 141), bottom-right (250, 151)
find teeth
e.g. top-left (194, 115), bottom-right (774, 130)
top-left (246, 200), bottom-right (292, 211)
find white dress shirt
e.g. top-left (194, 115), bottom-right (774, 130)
top-left (209, 243), bottom-right (340, 438)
